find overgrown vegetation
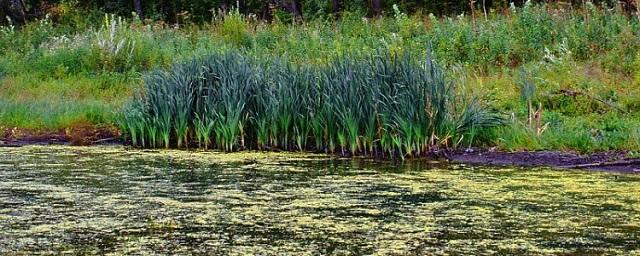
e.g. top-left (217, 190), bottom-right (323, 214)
top-left (5, 0), bottom-right (636, 24)
top-left (120, 50), bottom-right (500, 157)
top-left (1, 2), bottom-right (639, 153)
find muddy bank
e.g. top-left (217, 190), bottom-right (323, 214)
top-left (450, 150), bottom-right (640, 173)
top-left (0, 126), bottom-right (120, 146)
top-left (2, 129), bottom-right (639, 173)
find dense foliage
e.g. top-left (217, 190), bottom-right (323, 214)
top-left (1, 3), bottom-right (639, 153)
top-left (2, 0), bottom-right (638, 24)
top-left (121, 50), bottom-right (500, 157)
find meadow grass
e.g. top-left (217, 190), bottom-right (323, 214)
top-left (0, 100), bottom-right (116, 131)
top-left (1, 3), bottom-right (639, 152)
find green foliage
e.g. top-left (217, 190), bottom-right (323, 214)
top-left (0, 99), bottom-right (116, 130)
top-left (517, 69), bottom-right (537, 105)
top-left (33, 47), bottom-right (94, 77)
top-left (0, 59), bottom-right (6, 81)
top-left (1, 4), bottom-right (639, 153)
top-left (91, 15), bottom-right (137, 72)
top-left (217, 9), bottom-right (253, 48)
top-left (13, 0), bottom-right (630, 25)
top-left (496, 112), bottom-right (640, 152)
top-left (2, 4), bottom-right (639, 77)
top-left (635, 54), bottom-right (640, 86)
top-left (121, 49), bottom-right (501, 157)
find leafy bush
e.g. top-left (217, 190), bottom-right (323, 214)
top-left (32, 47), bottom-right (93, 77)
top-left (217, 9), bottom-right (253, 48)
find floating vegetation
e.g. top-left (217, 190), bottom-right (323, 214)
top-left (0, 146), bottom-right (639, 254)
top-left (120, 49), bottom-right (502, 157)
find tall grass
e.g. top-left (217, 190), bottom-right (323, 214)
top-left (3, 4), bottom-right (638, 79)
top-left (0, 99), bottom-right (116, 130)
top-left (120, 49), bottom-right (501, 157)
top-left (2, 4), bottom-right (639, 153)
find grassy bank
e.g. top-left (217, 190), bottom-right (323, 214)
top-left (1, 4), bottom-right (640, 153)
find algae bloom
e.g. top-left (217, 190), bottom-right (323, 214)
top-left (0, 146), bottom-right (639, 255)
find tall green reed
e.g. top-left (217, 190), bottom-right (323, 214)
top-left (121, 48), bottom-right (501, 158)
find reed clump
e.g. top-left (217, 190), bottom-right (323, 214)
top-left (120, 49), bottom-right (501, 158)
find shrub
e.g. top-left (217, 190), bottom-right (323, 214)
top-left (33, 47), bottom-right (94, 77)
top-left (217, 9), bottom-right (253, 49)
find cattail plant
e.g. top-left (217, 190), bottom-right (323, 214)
top-left (121, 48), bottom-right (502, 157)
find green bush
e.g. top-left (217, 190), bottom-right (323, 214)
top-left (33, 47), bottom-right (94, 77)
top-left (218, 9), bottom-right (253, 49)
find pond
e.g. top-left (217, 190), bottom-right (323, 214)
top-left (1, 146), bottom-right (639, 255)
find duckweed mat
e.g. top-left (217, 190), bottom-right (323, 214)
top-left (1, 146), bottom-right (639, 255)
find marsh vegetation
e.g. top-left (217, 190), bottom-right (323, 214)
top-left (120, 49), bottom-right (501, 157)
top-left (1, 2), bottom-right (640, 153)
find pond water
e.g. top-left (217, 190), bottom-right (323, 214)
top-left (1, 146), bottom-right (639, 255)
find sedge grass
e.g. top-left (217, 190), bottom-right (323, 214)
top-left (121, 48), bottom-right (501, 158)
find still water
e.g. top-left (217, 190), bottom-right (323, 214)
top-left (0, 146), bottom-right (639, 255)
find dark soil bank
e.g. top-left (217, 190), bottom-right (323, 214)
top-left (2, 129), bottom-right (639, 173)
top-left (451, 150), bottom-right (640, 173)
top-left (1, 127), bottom-right (119, 146)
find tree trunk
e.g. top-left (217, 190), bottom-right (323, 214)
top-left (469, 0), bottom-right (476, 23)
top-left (482, 0), bottom-right (487, 20)
top-left (371, 0), bottom-right (381, 16)
top-left (133, 0), bottom-right (143, 19)
top-left (290, 0), bottom-right (303, 21)
top-left (331, 0), bottom-right (340, 15)
top-left (636, 0), bottom-right (640, 22)
top-left (261, 2), bottom-right (274, 21)
top-left (2, 0), bottom-right (27, 24)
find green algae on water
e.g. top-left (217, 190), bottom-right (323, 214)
top-left (0, 146), bottom-right (639, 255)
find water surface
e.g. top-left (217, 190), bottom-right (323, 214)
top-left (1, 146), bottom-right (639, 255)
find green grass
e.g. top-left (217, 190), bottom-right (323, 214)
top-left (0, 100), bottom-right (116, 130)
top-left (495, 114), bottom-right (640, 153)
top-left (1, 4), bottom-right (639, 152)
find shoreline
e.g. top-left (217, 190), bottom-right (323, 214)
top-left (450, 149), bottom-right (640, 173)
top-left (2, 132), bottom-right (639, 173)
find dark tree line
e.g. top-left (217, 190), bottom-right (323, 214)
top-left (0, 0), bottom-right (26, 23)
top-left (1, 0), bottom-right (638, 24)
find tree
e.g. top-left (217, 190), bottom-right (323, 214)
top-left (290, 0), bottom-right (303, 21)
top-left (0, 0), bottom-right (27, 23)
top-left (260, 1), bottom-right (274, 21)
top-left (634, 0), bottom-right (640, 21)
top-left (371, 0), bottom-right (381, 16)
top-left (133, 0), bottom-right (143, 19)
top-left (331, 0), bottom-right (340, 14)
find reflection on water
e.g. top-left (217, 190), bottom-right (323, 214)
top-left (0, 146), bottom-right (639, 255)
